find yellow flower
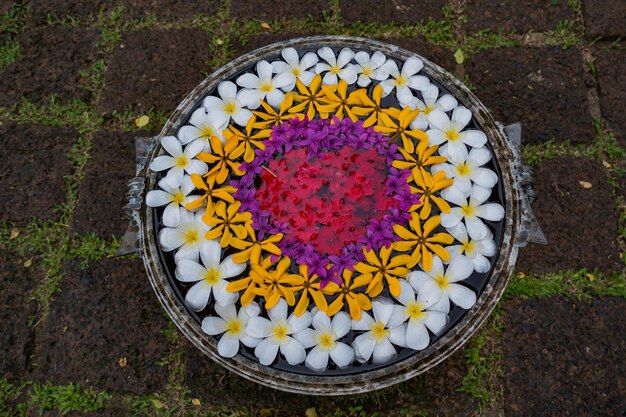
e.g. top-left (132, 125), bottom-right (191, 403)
top-left (376, 107), bottom-right (427, 151)
top-left (319, 79), bottom-right (361, 121)
top-left (184, 174), bottom-right (236, 217)
top-left (392, 139), bottom-right (448, 179)
top-left (349, 84), bottom-right (389, 128)
top-left (289, 74), bottom-right (336, 120)
top-left (353, 246), bottom-right (411, 298)
top-left (251, 257), bottom-right (304, 310)
top-left (203, 201), bottom-right (252, 248)
top-left (230, 229), bottom-right (283, 265)
top-left (197, 136), bottom-right (244, 184)
top-left (227, 255), bottom-right (274, 307)
top-left (252, 95), bottom-right (303, 134)
top-left (324, 269), bottom-right (372, 320)
top-left (223, 116), bottom-right (266, 163)
top-left (410, 169), bottom-right (453, 219)
top-left (291, 264), bottom-right (328, 317)
top-left (392, 213), bottom-right (454, 270)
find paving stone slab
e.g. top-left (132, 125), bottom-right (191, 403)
top-left (341, 0), bottom-right (445, 24)
top-left (185, 342), bottom-right (475, 416)
top-left (29, 0), bottom-right (220, 24)
top-left (583, 0), bottom-right (626, 39)
top-left (467, 47), bottom-right (594, 145)
top-left (99, 29), bottom-right (213, 114)
top-left (463, 0), bottom-right (574, 33)
top-left (0, 123), bottom-right (76, 225)
top-left (502, 297), bottom-right (626, 417)
top-left (0, 27), bottom-right (99, 107)
top-left (71, 131), bottom-right (137, 238)
top-left (231, 0), bottom-right (328, 20)
top-left (231, 33), bottom-right (323, 58)
top-left (593, 47), bottom-right (626, 146)
top-left (36, 258), bottom-right (169, 394)
top-left (516, 157), bottom-right (622, 275)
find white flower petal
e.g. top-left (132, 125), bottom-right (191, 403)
top-left (241, 335), bottom-right (261, 348)
top-left (266, 89), bottom-right (285, 107)
top-left (470, 184), bottom-right (492, 206)
top-left (232, 108), bottom-right (253, 126)
top-left (268, 299), bottom-right (288, 323)
top-left (471, 168), bottom-right (498, 189)
top-left (372, 299), bottom-right (394, 325)
top-left (351, 311), bottom-right (374, 331)
top-left (247, 316), bottom-right (273, 338)
top-left (149, 155), bottom-right (176, 172)
top-left (339, 67), bottom-right (358, 84)
top-left (452, 106), bottom-right (472, 128)
top-left (329, 343), bottom-right (354, 368)
top-left (219, 255), bottom-right (246, 278)
top-left (183, 138), bottom-right (205, 158)
top-left (305, 346), bottom-right (329, 372)
top-left (336, 48), bottom-right (355, 67)
top-left (237, 88), bottom-right (264, 109)
top-left (200, 240), bottom-right (222, 269)
top-left (294, 328), bottom-right (317, 349)
top-left (256, 60), bottom-right (273, 79)
top-left (185, 281), bottom-right (212, 311)
top-left (288, 311), bottom-right (312, 333)
top-left (424, 311), bottom-right (447, 334)
top-left (159, 228), bottom-right (185, 251)
top-left (255, 338), bottom-right (279, 365)
top-left (406, 321), bottom-right (430, 350)
top-left (281, 338), bottom-right (306, 365)
top-left (427, 110), bottom-right (450, 131)
top-left (331, 312), bottom-right (351, 339)
top-left (468, 146), bottom-right (492, 166)
top-left (409, 75), bottom-right (430, 91)
top-left (447, 283), bottom-right (476, 309)
top-left (352, 333), bottom-right (376, 363)
top-left (214, 302), bottom-right (237, 321)
top-left (416, 279), bottom-right (441, 308)
top-left (446, 255), bottom-right (473, 282)
top-left (372, 339), bottom-right (396, 364)
top-left (162, 204), bottom-right (181, 227)
top-left (426, 129), bottom-right (445, 146)
top-left (437, 94), bottom-right (458, 112)
top-left (175, 259), bottom-right (205, 282)
top-left (441, 186), bottom-right (467, 207)
top-left (461, 130), bottom-right (487, 148)
top-left (466, 217), bottom-right (489, 240)
top-left (146, 190), bottom-right (172, 207)
top-left (317, 47), bottom-right (336, 65)
top-left (161, 135), bottom-right (182, 157)
top-left (217, 333), bottom-right (240, 358)
top-left (300, 52), bottom-right (318, 69)
top-left (445, 140), bottom-right (469, 163)
top-left (472, 253), bottom-right (491, 273)
top-left (387, 305), bottom-right (407, 327)
top-left (394, 280), bottom-right (415, 307)
top-left (187, 159), bottom-right (208, 176)
top-left (202, 316), bottom-right (227, 335)
top-left (475, 203), bottom-right (505, 221)
top-left (312, 310), bottom-right (331, 332)
top-left (213, 282), bottom-right (238, 305)
top-left (402, 57), bottom-right (423, 76)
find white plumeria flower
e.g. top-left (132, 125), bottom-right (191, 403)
top-left (409, 255), bottom-right (475, 314)
top-left (404, 84), bottom-right (458, 130)
top-left (352, 298), bottom-right (406, 364)
top-left (294, 310), bottom-right (354, 372)
top-left (380, 57), bottom-right (430, 104)
top-left (149, 136), bottom-right (207, 188)
top-left (441, 184), bottom-right (504, 241)
top-left (431, 146), bottom-right (498, 196)
top-left (177, 107), bottom-right (228, 150)
top-left (175, 240), bottom-right (244, 311)
top-left (446, 223), bottom-right (496, 273)
top-left (236, 60), bottom-right (292, 109)
top-left (349, 51), bottom-right (394, 87)
top-left (388, 279), bottom-right (447, 351)
top-left (158, 209), bottom-right (211, 262)
top-left (202, 81), bottom-right (252, 128)
top-left (145, 175), bottom-right (195, 227)
top-left (247, 299), bottom-right (312, 366)
top-left (201, 302), bottom-right (261, 358)
top-left (427, 106), bottom-right (487, 163)
top-left (271, 47), bottom-right (318, 89)
top-left (314, 47), bottom-right (357, 85)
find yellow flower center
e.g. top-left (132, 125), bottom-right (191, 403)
top-left (260, 81), bottom-right (273, 93)
top-left (370, 322), bottom-right (389, 340)
top-left (423, 104), bottom-right (434, 115)
top-left (272, 323), bottom-right (289, 341)
top-left (318, 331), bottom-right (335, 349)
top-left (226, 318), bottom-right (242, 335)
top-left (204, 267), bottom-right (221, 285)
top-left (445, 129), bottom-right (460, 142)
top-left (434, 275), bottom-right (448, 289)
top-left (223, 101), bottom-right (237, 115)
top-left (175, 155), bottom-right (189, 168)
top-left (395, 74), bottom-right (408, 87)
top-left (292, 67), bottom-right (302, 76)
top-left (329, 65), bottom-right (342, 75)
top-left (184, 228), bottom-right (200, 244)
top-left (462, 240), bottom-right (475, 254)
top-left (406, 301), bottom-right (425, 321)
top-left (456, 163), bottom-right (471, 177)
top-left (362, 66), bottom-right (373, 77)
top-left (461, 203), bottom-right (475, 217)
top-left (171, 192), bottom-right (185, 204)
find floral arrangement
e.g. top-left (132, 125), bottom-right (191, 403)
top-left (147, 46), bottom-right (504, 372)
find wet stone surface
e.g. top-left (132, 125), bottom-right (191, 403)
top-left (99, 29), bottom-right (213, 114)
top-left (71, 131), bottom-right (138, 238)
top-left (0, 27), bottom-right (99, 106)
top-left (384, 37), bottom-right (456, 74)
top-left (593, 47), bottom-right (626, 146)
top-left (502, 297), bottom-right (626, 417)
top-left (231, 0), bottom-right (328, 20)
top-left (583, 0), bottom-right (626, 39)
top-left (35, 258), bottom-right (169, 394)
top-left (463, 0), bottom-right (574, 33)
top-left (340, 0), bottom-right (446, 24)
top-left (0, 123), bottom-right (76, 225)
top-left (467, 47), bottom-right (594, 145)
top-left (516, 157), bottom-right (622, 275)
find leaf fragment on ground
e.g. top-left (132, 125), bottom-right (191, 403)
top-left (260, 22), bottom-right (271, 30)
top-left (10, 227), bottom-right (19, 239)
top-left (579, 180), bottom-right (592, 189)
top-left (454, 48), bottom-right (465, 64)
top-left (135, 115), bottom-right (149, 128)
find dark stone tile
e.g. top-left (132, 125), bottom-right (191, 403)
top-left (583, 0), bottom-right (626, 39)
top-left (467, 47), bottom-right (594, 144)
top-left (231, 33), bottom-right (324, 59)
top-left (71, 131), bottom-right (136, 238)
top-left (593, 47), bottom-right (626, 146)
top-left (516, 157), bottom-right (622, 275)
top-left (385, 37), bottom-right (456, 74)
top-left (36, 258), bottom-right (169, 394)
top-left (0, 123), bottom-right (76, 225)
top-left (0, 27), bottom-right (99, 106)
top-left (464, 0), bottom-right (574, 33)
top-left (341, 0), bottom-right (445, 24)
top-left (502, 297), bottom-right (626, 417)
top-left (185, 343), bottom-right (475, 416)
top-left (99, 29), bottom-right (213, 114)
top-left (231, 0), bottom-right (328, 20)
top-left (29, 0), bottom-right (220, 23)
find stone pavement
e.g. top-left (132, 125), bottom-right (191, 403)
top-left (0, 0), bottom-right (624, 416)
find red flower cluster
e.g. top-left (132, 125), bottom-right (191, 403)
top-left (255, 147), bottom-right (398, 255)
